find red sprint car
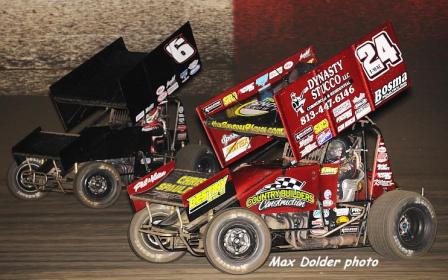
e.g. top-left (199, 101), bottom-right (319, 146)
top-left (126, 22), bottom-right (437, 274)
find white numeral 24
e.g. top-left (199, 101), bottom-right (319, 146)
top-left (356, 31), bottom-right (402, 80)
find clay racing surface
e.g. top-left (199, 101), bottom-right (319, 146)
top-left (0, 0), bottom-right (447, 279)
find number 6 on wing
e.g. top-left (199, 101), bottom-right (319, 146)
top-left (165, 35), bottom-right (196, 63)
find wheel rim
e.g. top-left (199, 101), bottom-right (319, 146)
top-left (140, 214), bottom-right (171, 251)
top-left (83, 172), bottom-right (112, 200)
top-left (397, 206), bottom-right (427, 249)
top-left (218, 222), bottom-right (258, 260)
top-left (15, 163), bottom-right (40, 194)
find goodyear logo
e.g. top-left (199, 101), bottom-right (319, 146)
top-left (156, 175), bottom-right (207, 194)
top-left (188, 175), bottom-right (228, 213)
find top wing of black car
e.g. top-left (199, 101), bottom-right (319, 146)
top-left (50, 22), bottom-right (201, 131)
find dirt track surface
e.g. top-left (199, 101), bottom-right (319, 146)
top-left (1, 0), bottom-right (448, 279)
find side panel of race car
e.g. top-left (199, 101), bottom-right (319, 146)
top-left (180, 163), bottom-right (339, 218)
top-left (237, 164), bottom-right (339, 215)
top-left (274, 22), bottom-right (409, 161)
top-left (127, 161), bottom-right (175, 211)
top-left (196, 47), bottom-right (318, 168)
top-left (182, 169), bottom-right (237, 220)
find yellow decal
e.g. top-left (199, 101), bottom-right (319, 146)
top-left (336, 216), bottom-right (349, 225)
top-left (321, 167), bottom-right (339, 175)
top-left (176, 176), bottom-right (207, 186)
top-left (222, 137), bottom-right (251, 161)
top-left (223, 92), bottom-right (238, 106)
top-left (188, 175), bottom-right (228, 212)
top-left (155, 176), bottom-right (207, 194)
top-left (246, 189), bottom-right (314, 208)
top-left (314, 118), bottom-right (329, 134)
top-left (156, 183), bottom-right (192, 194)
top-left (210, 121), bottom-right (284, 137)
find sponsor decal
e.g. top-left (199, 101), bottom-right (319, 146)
top-left (299, 133), bottom-right (314, 148)
top-left (188, 175), bottom-right (228, 213)
top-left (355, 31), bottom-right (402, 80)
top-left (298, 59), bottom-right (355, 126)
top-left (311, 219), bottom-right (324, 226)
top-left (307, 60), bottom-right (344, 99)
top-left (255, 73), bottom-right (269, 89)
top-left (313, 209), bottom-right (330, 218)
top-left (239, 60), bottom-right (295, 95)
top-left (180, 69), bottom-right (189, 83)
top-left (336, 116), bottom-right (356, 132)
top-left (135, 103), bottom-right (155, 122)
top-left (313, 119), bottom-right (329, 135)
top-left (156, 75), bottom-right (179, 103)
top-left (188, 59), bottom-right (201, 75)
top-left (294, 126), bottom-right (313, 141)
top-left (246, 177), bottom-right (314, 211)
top-left (156, 175), bottom-right (207, 194)
top-left (374, 72), bottom-right (408, 105)
top-left (209, 121), bottom-right (284, 137)
top-left (299, 47), bottom-right (312, 61)
top-left (350, 207), bottom-right (363, 216)
top-left (222, 91), bottom-right (238, 106)
top-left (352, 93), bottom-right (372, 119)
top-left (377, 150), bottom-right (388, 163)
top-left (221, 133), bottom-right (240, 146)
top-left (334, 207), bottom-right (350, 216)
top-left (333, 100), bottom-right (351, 117)
top-left (317, 128), bottom-right (333, 145)
top-left (321, 167), bottom-right (338, 175)
top-left (353, 92), bottom-right (366, 108)
top-left (222, 137), bottom-right (251, 161)
top-left (377, 163), bottom-right (390, 171)
top-left (322, 189), bottom-right (334, 207)
top-left (234, 98), bottom-right (276, 117)
top-left (291, 87), bottom-right (308, 114)
top-left (133, 171), bottom-right (167, 192)
top-left (341, 226), bottom-right (359, 234)
top-left (203, 100), bottom-right (222, 114)
top-left (377, 172), bottom-right (392, 180)
top-left (373, 179), bottom-right (394, 187)
top-left (336, 216), bottom-right (349, 225)
top-left (300, 142), bottom-right (318, 157)
top-left (336, 110), bottom-right (353, 124)
top-left (179, 60), bottom-right (200, 83)
top-left (355, 102), bottom-right (371, 119)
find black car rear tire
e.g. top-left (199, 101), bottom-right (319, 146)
top-left (175, 144), bottom-right (219, 173)
top-left (129, 205), bottom-right (185, 263)
top-left (367, 190), bottom-right (437, 258)
top-left (73, 162), bottom-right (121, 209)
top-left (205, 208), bottom-right (271, 274)
top-left (7, 159), bottom-right (47, 200)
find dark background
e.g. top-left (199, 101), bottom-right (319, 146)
top-left (0, 1), bottom-right (447, 279)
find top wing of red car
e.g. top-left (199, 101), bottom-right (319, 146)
top-left (274, 22), bottom-right (409, 160)
top-left (197, 47), bottom-right (318, 167)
